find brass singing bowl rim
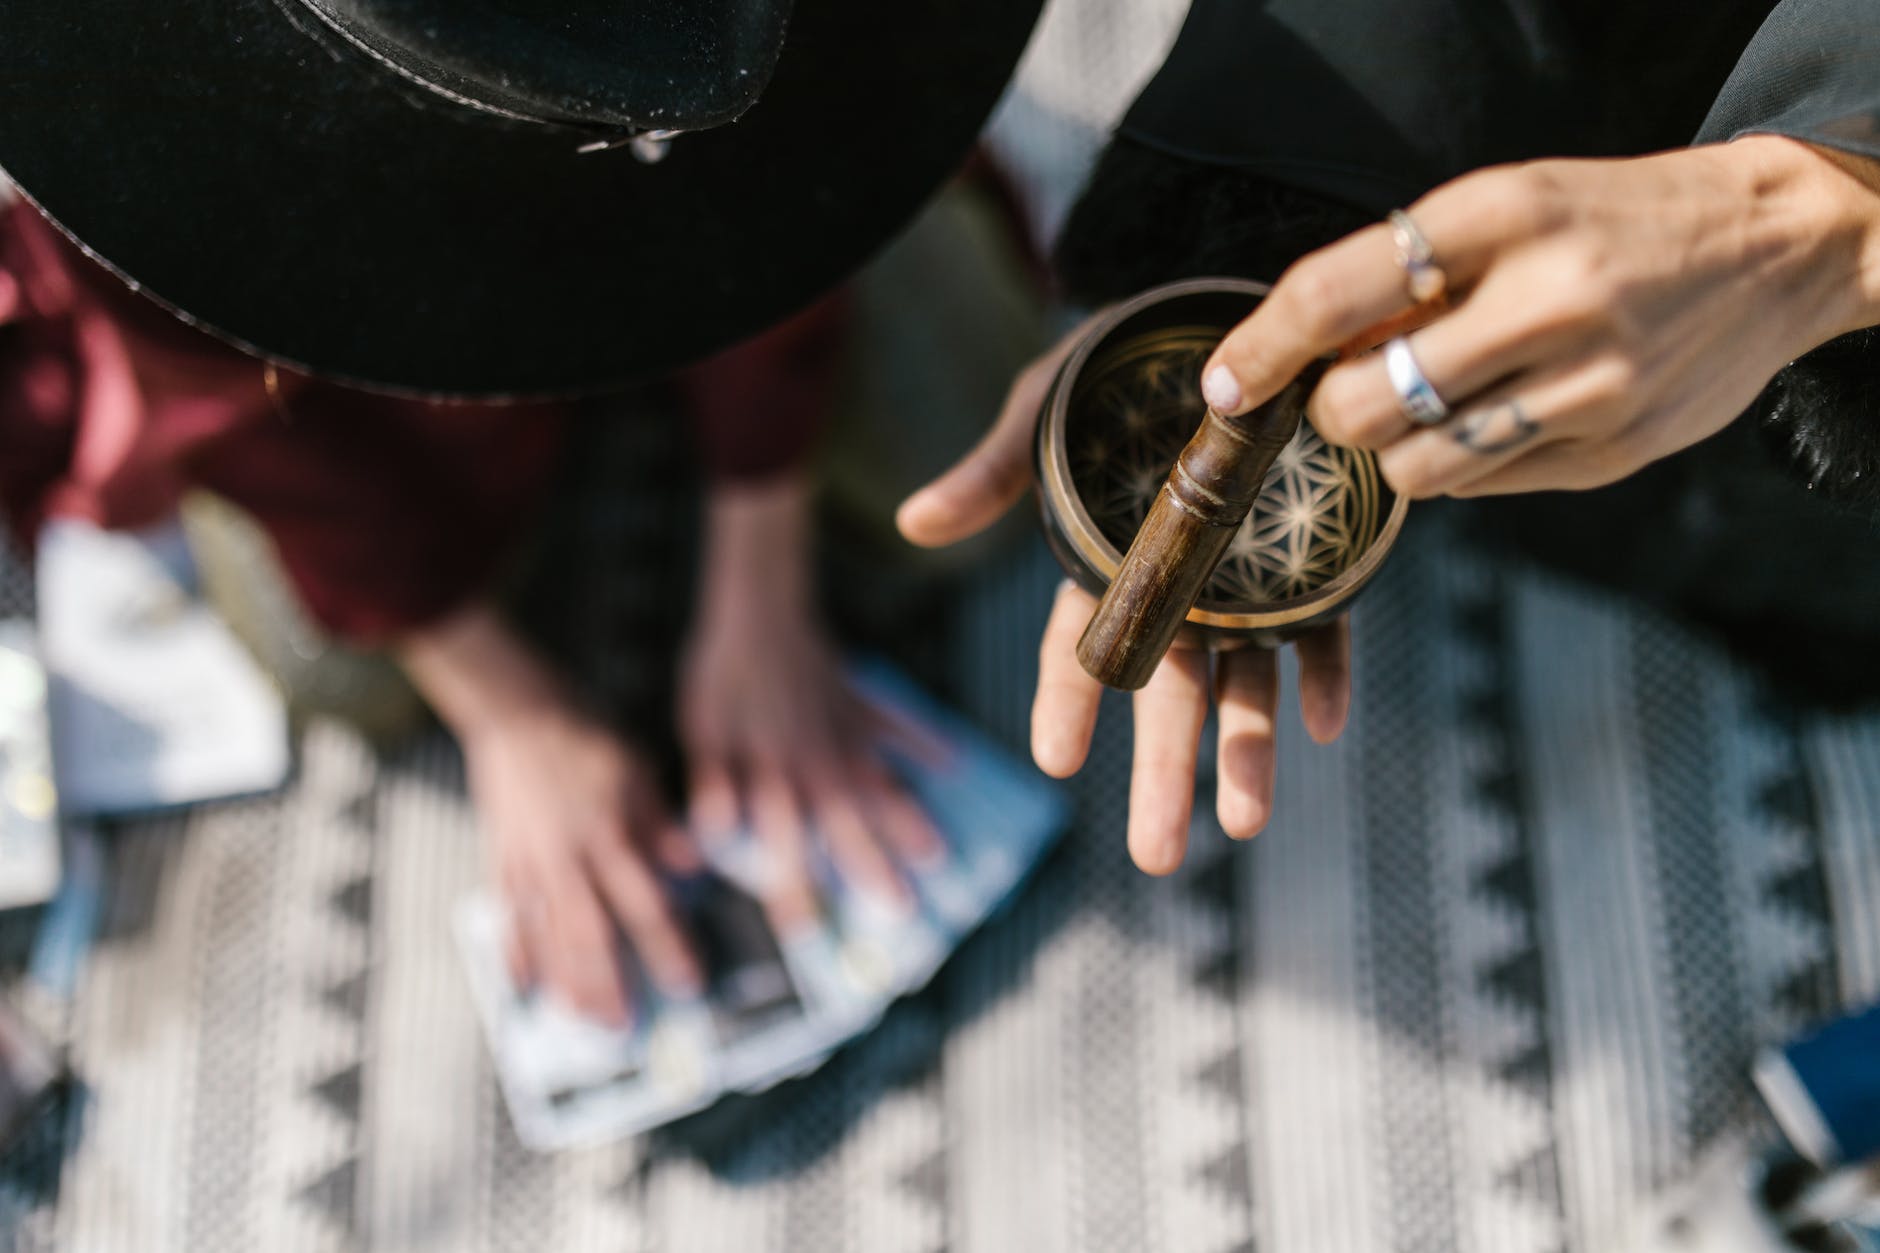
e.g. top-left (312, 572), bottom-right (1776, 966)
top-left (1040, 277), bottom-right (1410, 631)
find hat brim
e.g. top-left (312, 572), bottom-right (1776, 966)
top-left (0, 0), bottom-right (1039, 396)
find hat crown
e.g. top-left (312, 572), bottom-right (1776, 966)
top-left (296, 0), bottom-right (792, 132)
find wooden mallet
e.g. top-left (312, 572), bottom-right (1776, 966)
top-left (1074, 361), bottom-right (1329, 690)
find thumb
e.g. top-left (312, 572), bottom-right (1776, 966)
top-left (896, 320), bottom-right (1091, 549)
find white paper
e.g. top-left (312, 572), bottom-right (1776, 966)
top-left (37, 517), bottom-right (289, 815)
top-left (0, 622), bottom-right (60, 909)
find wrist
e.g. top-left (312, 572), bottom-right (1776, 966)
top-left (698, 474), bottom-right (814, 619)
top-left (397, 603), bottom-right (573, 744)
top-left (1722, 134), bottom-right (1880, 346)
top-left (1806, 142), bottom-right (1880, 334)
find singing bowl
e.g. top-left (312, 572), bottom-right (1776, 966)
top-left (1034, 277), bottom-right (1409, 649)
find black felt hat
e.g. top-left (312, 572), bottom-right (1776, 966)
top-left (0, 0), bottom-right (1039, 396)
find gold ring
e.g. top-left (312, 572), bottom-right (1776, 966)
top-left (1388, 209), bottom-right (1448, 305)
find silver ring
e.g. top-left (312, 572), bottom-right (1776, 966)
top-left (1384, 336), bottom-right (1448, 426)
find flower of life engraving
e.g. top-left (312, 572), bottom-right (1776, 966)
top-left (1068, 329), bottom-right (1384, 606)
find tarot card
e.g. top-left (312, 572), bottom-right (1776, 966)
top-left (705, 825), bottom-right (945, 1034)
top-left (455, 896), bottom-right (718, 1150)
top-left (670, 871), bottom-right (855, 1094)
top-left (818, 858), bottom-right (952, 1004)
top-left (698, 829), bottom-right (886, 1045)
top-left (454, 661), bottom-right (1072, 1145)
top-left (847, 658), bottom-right (1072, 937)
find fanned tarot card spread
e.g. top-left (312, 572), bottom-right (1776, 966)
top-left (457, 660), bottom-right (1070, 1150)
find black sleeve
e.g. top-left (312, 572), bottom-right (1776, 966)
top-left (1694, 0), bottom-right (1880, 507)
top-left (1698, 0), bottom-right (1880, 159)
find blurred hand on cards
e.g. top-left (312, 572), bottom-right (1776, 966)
top-left (410, 479), bottom-right (965, 1039)
top-left (459, 661), bottom-right (1071, 1150)
top-left (402, 603), bottom-right (705, 1027)
top-left (468, 703), bottom-right (704, 1026)
top-left (681, 477), bottom-right (945, 932)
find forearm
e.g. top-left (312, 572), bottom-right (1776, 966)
top-left (397, 600), bottom-right (570, 742)
top-left (696, 473), bottom-right (815, 627)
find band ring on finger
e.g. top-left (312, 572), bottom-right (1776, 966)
top-left (1449, 396), bottom-right (1540, 454)
top-left (1387, 208), bottom-right (1448, 304)
top-left (1385, 335), bottom-right (1449, 426)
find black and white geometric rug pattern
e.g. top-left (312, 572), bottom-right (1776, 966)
top-left (0, 489), bottom-right (1875, 1253)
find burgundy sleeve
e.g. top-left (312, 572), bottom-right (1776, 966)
top-left (673, 287), bottom-right (850, 482)
top-left (0, 201), bottom-right (568, 642)
top-left (0, 205), bottom-right (84, 547)
top-left (185, 385), bottom-right (567, 643)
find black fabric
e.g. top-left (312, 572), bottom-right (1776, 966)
top-left (1056, 139), bottom-right (1371, 307)
top-left (1115, 0), bottom-right (1773, 219)
top-left (0, 0), bottom-right (1038, 396)
top-left (1699, 0), bottom-right (1880, 162)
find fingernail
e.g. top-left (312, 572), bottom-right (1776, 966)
top-left (1137, 840), bottom-right (1181, 877)
top-left (1305, 695), bottom-right (1348, 745)
top-left (1222, 799), bottom-right (1268, 840)
top-left (1203, 364), bottom-right (1242, 413)
top-left (1033, 729), bottom-right (1073, 777)
top-left (896, 489), bottom-right (934, 530)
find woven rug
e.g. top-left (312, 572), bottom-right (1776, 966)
top-left (0, 413), bottom-right (1876, 1253)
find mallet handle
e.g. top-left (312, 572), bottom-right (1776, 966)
top-left (1075, 365), bottom-right (1324, 690)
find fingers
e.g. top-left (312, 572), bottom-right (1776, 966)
top-left (1214, 647), bottom-right (1279, 839)
top-left (1376, 358), bottom-right (1631, 498)
top-left (850, 755), bottom-right (946, 869)
top-left (1307, 260), bottom-right (1587, 450)
top-left (1201, 224), bottom-right (1414, 416)
top-left (896, 321), bottom-right (1090, 549)
top-left (1294, 618), bottom-right (1352, 744)
top-left (1446, 425), bottom-right (1659, 497)
top-left (501, 863), bottom-right (540, 989)
top-left (1031, 581), bottom-right (1103, 777)
top-left (653, 818), bottom-right (705, 876)
top-left (802, 759), bottom-right (909, 907)
top-left (1127, 648), bottom-right (1210, 876)
top-left (857, 689), bottom-right (953, 771)
top-left (586, 830), bottom-right (703, 1001)
top-left (687, 757), bottom-right (741, 840)
top-left (533, 854), bottom-right (632, 1025)
top-left (1201, 165), bottom-right (1555, 419)
top-left (690, 751), bottom-right (825, 931)
top-left (745, 758), bottom-right (822, 931)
